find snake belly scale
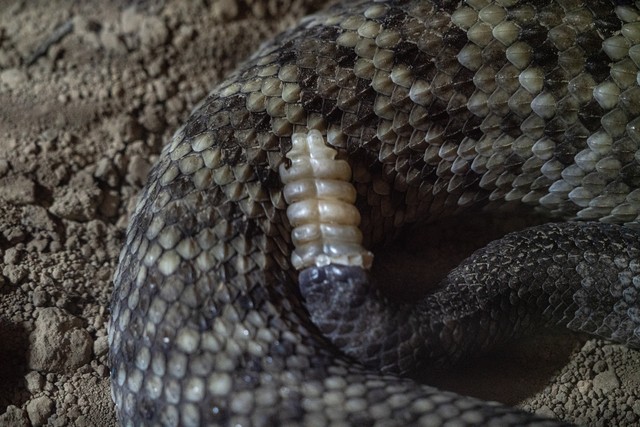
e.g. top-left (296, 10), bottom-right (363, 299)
top-left (109, 1), bottom-right (640, 426)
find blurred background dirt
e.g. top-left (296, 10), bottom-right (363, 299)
top-left (0, 1), bottom-right (638, 426)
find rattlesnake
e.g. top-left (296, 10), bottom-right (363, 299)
top-left (109, 1), bottom-right (640, 425)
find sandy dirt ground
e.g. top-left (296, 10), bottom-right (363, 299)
top-left (0, 1), bottom-right (638, 426)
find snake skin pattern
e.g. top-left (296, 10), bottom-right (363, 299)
top-left (109, 0), bottom-right (640, 425)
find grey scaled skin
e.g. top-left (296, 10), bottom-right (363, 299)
top-left (109, 1), bottom-right (640, 426)
top-left (300, 222), bottom-right (640, 376)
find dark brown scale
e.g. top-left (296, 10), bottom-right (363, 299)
top-left (613, 137), bottom-right (638, 163)
top-left (534, 41), bottom-right (561, 73)
top-left (622, 163), bottom-right (640, 187)
top-left (589, 2), bottom-right (627, 36)
top-left (380, 5), bottom-right (409, 28)
top-left (442, 26), bottom-right (468, 50)
top-left (579, 98), bottom-right (606, 131)
top-left (516, 21), bottom-right (543, 42)
top-left (585, 51), bottom-right (612, 83)
top-left (554, 140), bottom-right (581, 165)
top-left (462, 114), bottom-right (484, 140)
top-left (563, 124), bottom-right (590, 153)
top-left (576, 30), bottom-right (603, 55)
top-left (499, 113), bottom-right (524, 137)
top-left (544, 116), bottom-right (568, 138)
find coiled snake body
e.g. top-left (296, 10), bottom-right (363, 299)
top-left (109, 1), bottom-right (640, 425)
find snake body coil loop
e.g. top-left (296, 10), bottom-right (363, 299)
top-left (110, 1), bottom-right (640, 425)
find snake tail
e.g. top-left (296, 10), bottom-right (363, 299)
top-left (300, 222), bottom-right (640, 376)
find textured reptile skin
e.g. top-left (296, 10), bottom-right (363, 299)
top-left (109, 1), bottom-right (640, 425)
top-left (300, 222), bottom-right (640, 375)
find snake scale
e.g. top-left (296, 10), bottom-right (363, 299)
top-left (109, 0), bottom-right (640, 425)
